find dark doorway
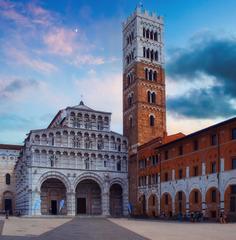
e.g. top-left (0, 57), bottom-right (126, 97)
top-left (77, 198), bottom-right (86, 214)
top-left (110, 184), bottom-right (123, 216)
top-left (51, 200), bottom-right (57, 215)
top-left (5, 199), bottom-right (12, 215)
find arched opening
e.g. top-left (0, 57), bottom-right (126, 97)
top-left (206, 187), bottom-right (220, 219)
top-left (175, 191), bottom-right (186, 215)
top-left (110, 184), bottom-right (123, 216)
top-left (76, 179), bottom-right (102, 215)
top-left (139, 194), bottom-right (146, 215)
top-left (161, 193), bottom-right (172, 217)
top-left (189, 189), bottom-right (202, 213)
top-left (40, 178), bottom-right (67, 215)
top-left (149, 115), bottom-right (155, 127)
top-left (5, 173), bottom-right (11, 185)
top-left (224, 184), bottom-right (236, 221)
top-left (148, 194), bottom-right (158, 217)
top-left (3, 191), bottom-right (14, 215)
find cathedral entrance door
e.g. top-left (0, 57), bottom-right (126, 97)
top-left (77, 198), bottom-right (86, 214)
top-left (51, 200), bottom-right (57, 215)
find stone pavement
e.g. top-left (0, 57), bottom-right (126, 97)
top-left (110, 218), bottom-right (236, 240)
top-left (1, 217), bottom-right (147, 240)
top-left (2, 217), bottom-right (236, 240)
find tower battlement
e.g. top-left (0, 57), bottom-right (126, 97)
top-left (122, 6), bottom-right (163, 30)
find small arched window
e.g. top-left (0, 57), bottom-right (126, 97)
top-left (153, 71), bottom-right (157, 81)
top-left (149, 69), bottom-right (153, 81)
top-left (117, 161), bottom-right (121, 171)
top-left (147, 91), bottom-right (151, 103)
top-left (143, 47), bottom-right (146, 57)
top-left (155, 51), bottom-right (158, 61)
top-left (151, 92), bottom-right (156, 103)
top-left (143, 28), bottom-right (146, 37)
top-left (145, 68), bottom-right (148, 80)
top-left (151, 50), bottom-right (154, 61)
top-left (127, 75), bottom-right (131, 86)
top-left (146, 48), bottom-right (150, 59)
top-left (150, 115), bottom-right (155, 127)
top-left (150, 31), bottom-right (153, 40)
top-left (6, 173), bottom-right (11, 185)
top-left (146, 29), bottom-right (150, 38)
top-left (154, 32), bottom-right (158, 41)
top-left (129, 116), bottom-right (133, 129)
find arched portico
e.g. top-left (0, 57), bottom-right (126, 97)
top-left (161, 192), bottom-right (172, 217)
top-left (75, 179), bottom-right (102, 215)
top-left (148, 194), bottom-right (158, 217)
top-left (175, 191), bottom-right (186, 215)
top-left (206, 187), bottom-right (220, 219)
top-left (189, 189), bottom-right (202, 213)
top-left (224, 183), bottom-right (236, 221)
top-left (109, 183), bottom-right (123, 216)
top-left (40, 178), bottom-right (67, 215)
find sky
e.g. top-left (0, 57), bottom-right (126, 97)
top-left (0, 0), bottom-right (236, 144)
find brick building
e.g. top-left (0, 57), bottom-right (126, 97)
top-left (122, 7), bottom-right (236, 221)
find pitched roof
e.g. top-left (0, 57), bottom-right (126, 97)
top-left (156, 116), bottom-right (236, 149)
top-left (0, 144), bottom-right (22, 150)
top-left (68, 101), bottom-right (111, 114)
top-left (72, 101), bottom-right (95, 111)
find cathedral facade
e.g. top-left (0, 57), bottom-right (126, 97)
top-left (14, 101), bottom-right (128, 216)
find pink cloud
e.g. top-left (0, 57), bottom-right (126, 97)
top-left (6, 48), bottom-right (57, 73)
top-left (1, 8), bottom-right (32, 27)
top-left (73, 54), bottom-right (105, 66)
top-left (43, 27), bottom-right (77, 56)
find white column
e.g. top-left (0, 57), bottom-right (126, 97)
top-left (172, 169), bottom-right (175, 181)
top-left (186, 166), bottom-right (190, 178)
top-left (123, 192), bottom-right (129, 216)
top-left (31, 190), bottom-right (41, 216)
top-left (67, 191), bottom-right (76, 216)
top-left (201, 190), bottom-right (206, 214)
top-left (186, 193), bottom-right (190, 215)
top-left (172, 193), bottom-right (175, 215)
top-left (220, 158), bottom-right (224, 172)
top-left (202, 162), bottom-right (206, 175)
top-left (102, 192), bottom-right (110, 216)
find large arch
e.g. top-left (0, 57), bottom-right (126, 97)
top-left (205, 187), bottom-right (220, 219)
top-left (75, 179), bottom-right (102, 215)
top-left (224, 183), bottom-right (236, 221)
top-left (148, 194), bottom-right (158, 217)
top-left (73, 172), bottom-right (103, 192)
top-left (40, 178), bottom-right (67, 215)
top-left (189, 189), bottom-right (202, 213)
top-left (175, 191), bottom-right (186, 215)
top-left (160, 192), bottom-right (172, 217)
top-left (109, 183), bottom-right (123, 216)
top-left (138, 194), bottom-right (146, 216)
top-left (37, 171), bottom-right (71, 192)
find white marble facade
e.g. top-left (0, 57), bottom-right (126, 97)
top-left (15, 101), bottom-right (128, 216)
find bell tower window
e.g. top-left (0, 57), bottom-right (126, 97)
top-left (150, 115), bottom-right (155, 127)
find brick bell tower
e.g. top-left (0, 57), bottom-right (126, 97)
top-left (122, 6), bottom-right (166, 208)
top-left (123, 6), bottom-right (166, 151)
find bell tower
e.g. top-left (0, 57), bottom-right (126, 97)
top-left (122, 6), bottom-right (166, 151)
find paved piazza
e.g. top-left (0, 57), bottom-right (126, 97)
top-left (0, 217), bottom-right (235, 240)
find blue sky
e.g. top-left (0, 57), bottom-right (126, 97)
top-left (1, 0), bottom-right (236, 144)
